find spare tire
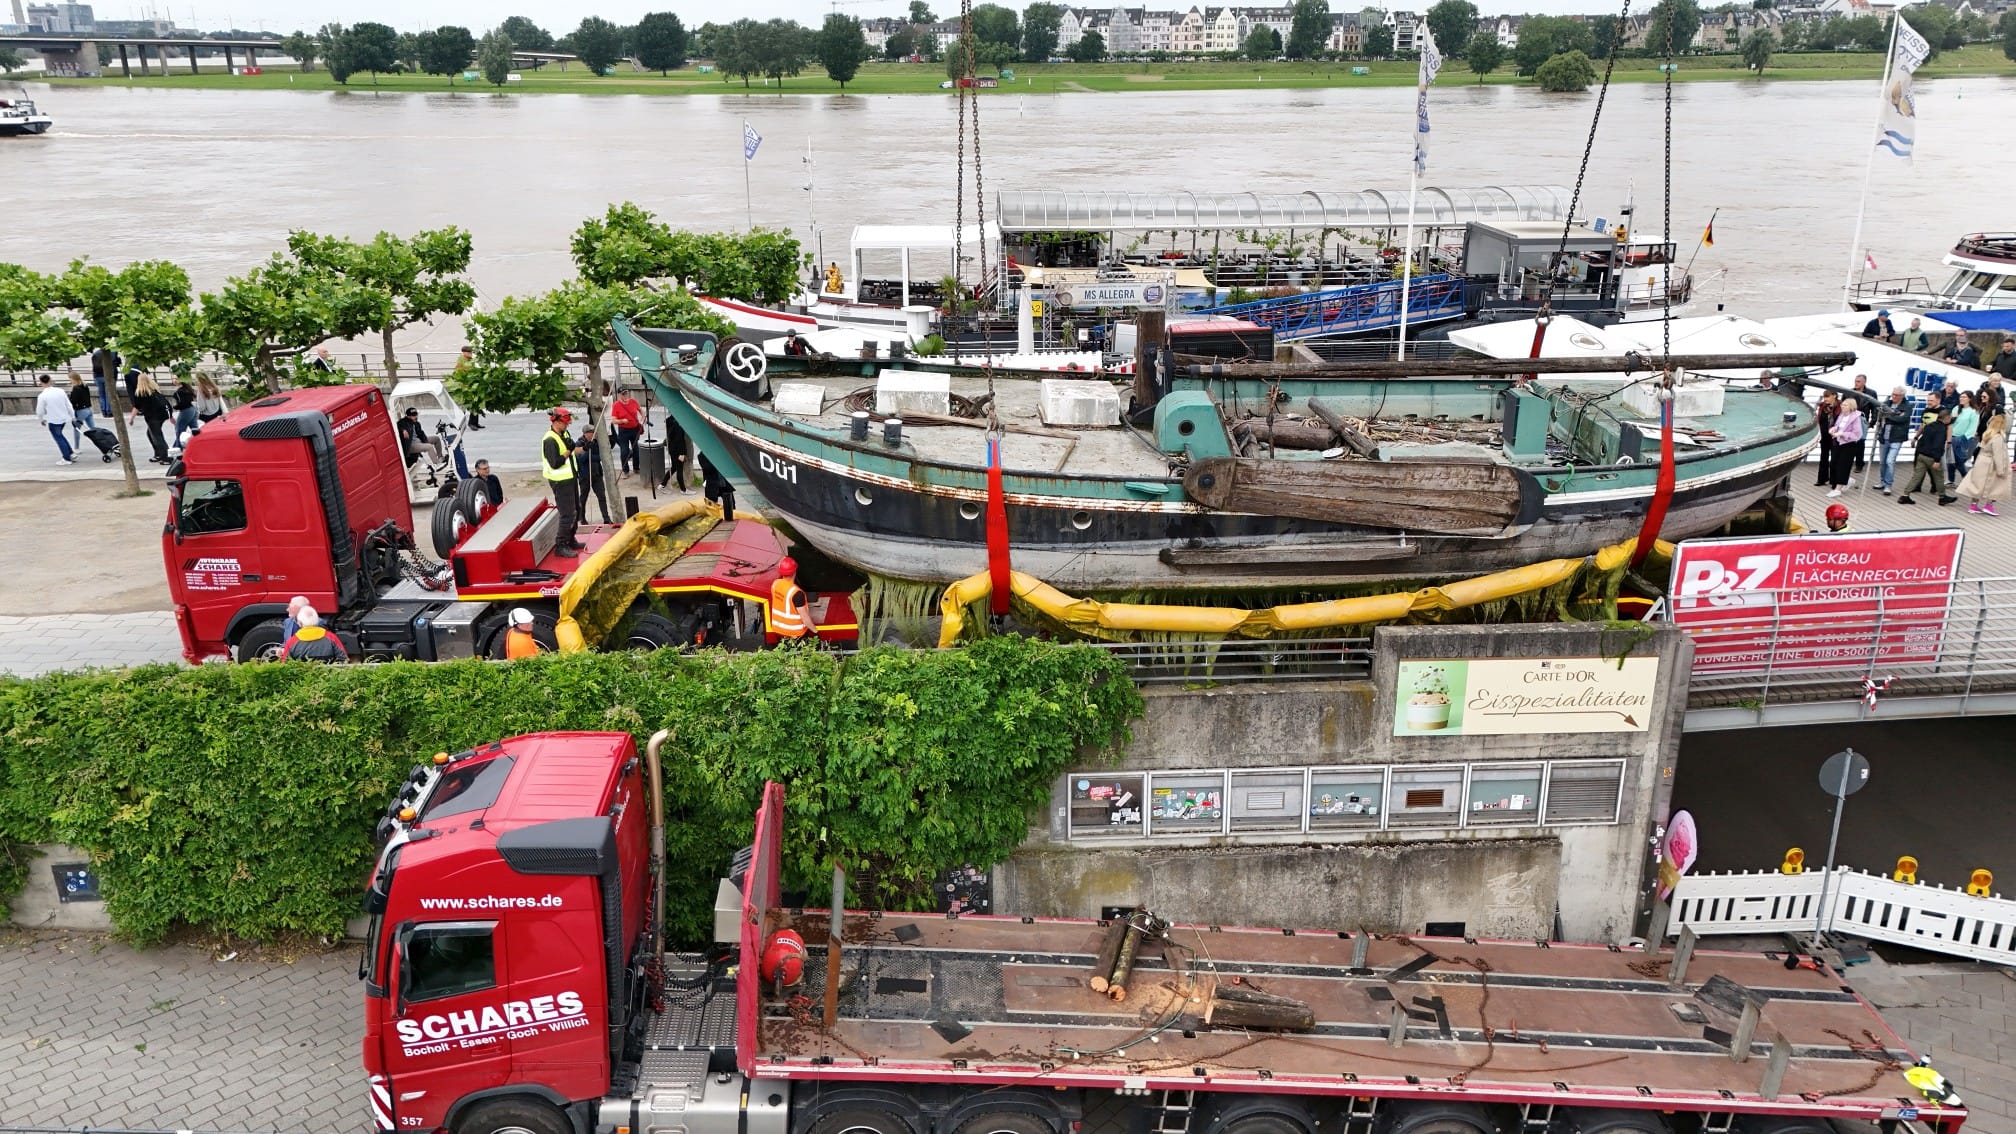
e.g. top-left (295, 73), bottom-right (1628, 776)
top-left (433, 477), bottom-right (494, 558)
top-left (430, 499), bottom-right (462, 559)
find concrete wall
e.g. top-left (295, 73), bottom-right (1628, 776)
top-left (996, 623), bottom-right (1691, 944)
top-left (6, 844), bottom-right (113, 931)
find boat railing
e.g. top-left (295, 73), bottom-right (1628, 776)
top-left (1851, 275), bottom-right (1935, 302)
top-left (1952, 233), bottom-right (2016, 264)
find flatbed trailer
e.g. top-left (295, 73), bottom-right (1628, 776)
top-left (363, 738), bottom-right (1963, 1134)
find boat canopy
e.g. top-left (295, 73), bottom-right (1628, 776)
top-left (1932, 309), bottom-right (2016, 335)
top-left (849, 223), bottom-right (1002, 253)
top-left (993, 185), bottom-right (1570, 234)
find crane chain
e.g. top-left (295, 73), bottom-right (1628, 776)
top-left (1543, 0), bottom-right (1637, 313)
top-left (1662, 7), bottom-right (1675, 370)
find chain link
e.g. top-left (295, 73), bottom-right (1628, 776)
top-left (1662, 6), bottom-right (1675, 369)
top-left (1545, 0), bottom-right (1636, 311)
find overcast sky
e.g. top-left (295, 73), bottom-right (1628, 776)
top-left (126, 0), bottom-right (1636, 35)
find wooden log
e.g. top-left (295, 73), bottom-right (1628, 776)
top-left (1183, 456), bottom-right (1538, 533)
top-left (1181, 351), bottom-right (1857, 381)
top-left (1107, 925), bottom-right (1144, 1002)
top-left (1087, 920), bottom-right (1130, 994)
top-left (1304, 399), bottom-right (1378, 458)
top-left (1230, 418), bottom-right (1336, 451)
top-left (1204, 995), bottom-right (1316, 1032)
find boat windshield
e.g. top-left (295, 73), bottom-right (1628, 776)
top-left (1940, 268), bottom-right (2016, 300)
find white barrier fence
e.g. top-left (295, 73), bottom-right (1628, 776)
top-left (1671, 867), bottom-right (2016, 967)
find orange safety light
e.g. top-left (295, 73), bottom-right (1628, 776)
top-left (398, 806), bottom-right (417, 822)
top-left (1968, 869), bottom-right (1994, 897)
top-left (433, 752), bottom-right (450, 765)
top-left (1780, 847), bottom-right (1806, 875)
top-left (1893, 856), bottom-right (1918, 884)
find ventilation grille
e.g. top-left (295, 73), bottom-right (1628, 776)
top-left (1545, 762), bottom-right (1624, 824)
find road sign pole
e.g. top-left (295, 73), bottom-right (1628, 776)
top-left (1812, 746), bottom-right (1865, 946)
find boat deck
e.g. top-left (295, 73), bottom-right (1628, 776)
top-left (751, 912), bottom-right (1934, 1113)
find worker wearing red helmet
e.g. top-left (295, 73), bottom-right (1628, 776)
top-left (1825, 502), bottom-right (1851, 533)
top-left (541, 406), bottom-right (587, 558)
top-left (769, 555), bottom-right (813, 641)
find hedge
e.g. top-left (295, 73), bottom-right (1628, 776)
top-left (0, 638), bottom-right (1141, 945)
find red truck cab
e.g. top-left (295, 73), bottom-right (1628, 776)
top-left (361, 733), bottom-right (650, 1134)
top-left (166, 386), bottom-right (414, 662)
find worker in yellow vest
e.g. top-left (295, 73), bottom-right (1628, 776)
top-left (769, 556), bottom-right (813, 642)
top-left (541, 407), bottom-right (586, 558)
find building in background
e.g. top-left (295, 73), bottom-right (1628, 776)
top-left (24, 1), bottom-right (92, 32)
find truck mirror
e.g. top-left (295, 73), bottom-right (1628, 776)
top-left (392, 922), bottom-right (415, 1016)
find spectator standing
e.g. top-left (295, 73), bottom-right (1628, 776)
top-left (171, 378), bottom-right (198, 440)
top-left (1960, 414), bottom-right (2011, 516)
top-left (1947, 392), bottom-right (1979, 483)
top-left (1944, 331), bottom-right (1982, 370)
top-left (1897, 393), bottom-right (1955, 505)
top-left (1991, 338), bottom-right (2016, 383)
top-left (281, 606), bottom-right (348, 662)
top-left (1899, 318), bottom-right (1930, 353)
top-left (699, 452), bottom-right (735, 520)
top-left (66, 372), bottom-right (95, 447)
top-left (129, 375), bottom-right (173, 464)
top-left (474, 459), bottom-right (504, 507)
top-left (308, 346), bottom-right (336, 373)
top-left (281, 595), bottom-right (311, 639)
top-left (609, 388), bottom-right (644, 477)
top-left (35, 375), bottom-right (77, 464)
top-left (1862, 309), bottom-right (1897, 341)
top-left (1876, 387), bottom-right (1912, 494)
top-left (194, 374), bottom-right (228, 422)
top-left (574, 424), bottom-right (614, 525)
top-left (1849, 375), bottom-right (1873, 481)
top-left (1814, 392), bottom-right (1839, 487)
top-left (1980, 373), bottom-right (2009, 434)
top-left (1826, 398), bottom-right (1862, 496)
top-left (661, 416), bottom-right (690, 492)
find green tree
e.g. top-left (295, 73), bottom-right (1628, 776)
top-left (1286, 0), bottom-right (1331, 58)
top-left (417, 25), bottom-right (476, 82)
top-left (499, 16), bottom-right (554, 51)
top-left (396, 31), bottom-right (420, 71)
top-left (1644, 0), bottom-right (1702, 55)
top-left (0, 264), bottom-right (138, 491)
top-left (635, 12), bottom-right (689, 73)
top-left (571, 202), bottom-right (808, 302)
top-left (1741, 27), bottom-right (1774, 70)
top-left (573, 16), bottom-right (625, 74)
top-left (1426, 0), bottom-right (1480, 57)
top-left (1066, 29), bottom-right (1105, 61)
top-left (970, 3), bottom-right (1021, 50)
top-left (2004, 10), bottom-right (2016, 62)
top-left (1364, 23), bottom-right (1394, 58)
top-left (1589, 15), bottom-right (1621, 56)
top-left (1022, 2), bottom-right (1063, 61)
top-left (1898, 5), bottom-right (1955, 57)
top-left (818, 14), bottom-right (871, 86)
top-left (320, 23), bottom-right (355, 83)
top-left (909, 1), bottom-right (937, 23)
top-left (278, 31), bottom-right (318, 71)
top-left (1513, 14), bottom-right (1592, 75)
top-left (715, 19), bottom-right (763, 86)
top-left (200, 251), bottom-right (382, 394)
top-left (345, 21), bottom-right (400, 79)
top-left (1777, 18), bottom-right (1806, 50)
top-left (479, 30), bottom-right (515, 86)
top-left (757, 19), bottom-right (815, 84)
top-left (884, 24), bottom-right (918, 58)
top-left (1243, 24), bottom-right (1283, 58)
top-left (1465, 30), bottom-right (1503, 77)
top-left (285, 228), bottom-right (476, 387)
top-left (1535, 47), bottom-right (1596, 90)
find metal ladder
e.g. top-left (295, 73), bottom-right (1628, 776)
top-left (1340, 1096), bottom-right (1379, 1134)
top-left (1150, 1090), bottom-right (1198, 1134)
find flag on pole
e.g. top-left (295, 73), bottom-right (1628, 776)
top-left (1865, 251), bottom-right (1879, 271)
top-left (1876, 18), bottom-right (1930, 161)
top-left (742, 122), bottom-right (763, 161)
top-left (1412, 29), bottom-right (1442, 176)
top-left (1702, 218), bottom-right (1714, 247)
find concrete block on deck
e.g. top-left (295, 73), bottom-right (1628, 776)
top-left (1038, 379), bottom-right (1123, 427)
top-left (874, 369), bottom-right (951, 416)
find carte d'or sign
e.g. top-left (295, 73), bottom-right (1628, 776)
top-left (1394, 658), bottom-right (1660, 736)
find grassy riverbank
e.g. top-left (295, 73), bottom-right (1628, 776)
top-left (32, 45), bottom-right (2016, 96)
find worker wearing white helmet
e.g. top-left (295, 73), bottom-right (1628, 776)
top-left (504, 607), bottom-right (541, 660)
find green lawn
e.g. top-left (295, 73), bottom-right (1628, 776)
top-left (35, 45), bottom-right (2015, 97)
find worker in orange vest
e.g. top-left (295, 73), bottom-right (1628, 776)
top-left (769, 557), bottom-right (813, 643)
top-left (504, 607), bottom-right (542, 660)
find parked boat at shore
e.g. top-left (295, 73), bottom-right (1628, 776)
top-left (1851, 233), bottom-right (2016, 313)
top-left (614, 317), bottom-right (1840, 591)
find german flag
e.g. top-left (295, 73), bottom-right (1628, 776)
top-left (1702, 218), bottom-right (1715, 247)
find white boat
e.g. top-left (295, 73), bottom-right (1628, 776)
top-left (1852, 233), bottom-right (2016, 313)
top-left (0, 97), bottom-right (53, 137)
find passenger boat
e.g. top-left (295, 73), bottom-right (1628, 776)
top-left (614, 317), bottom-right (1839, 591)
top-left (1852, 232), bottom-right (2016, 313)
top-left (0, 97), bottom-right (53, 136)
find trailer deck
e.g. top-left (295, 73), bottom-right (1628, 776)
top-left (724, 790), bottom-right (1957, 1125)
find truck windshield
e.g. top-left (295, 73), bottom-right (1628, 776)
top-left (421, 757), bottom-right (516, 822)
top-left (176, 478), bottom-right (248, 536)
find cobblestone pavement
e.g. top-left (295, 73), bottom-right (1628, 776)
top-left (0, 612), bottom-right (185, 677)
top-left (0, 930), bottom-right (363, 1132)
top-left (1, 928), bottom-right (2009, 1134)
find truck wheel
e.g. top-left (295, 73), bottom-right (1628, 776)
top-left (806, 1109), bottom-right (913, 1134)
top-left (1213, 1113), bottom-right (1311, 1134)
top-left (453, 1097), bottom-right (571, 1134)
top-left (432, 478), bottom-right (495, 558)
top-left (952, 1112), bottom-right (1055, 1134)
top-left (1382, 1104), bottom-right (1499, 1134)
top-left (618, 612), bottom-right (681, 651)
top-left (1565, 1110), bottom-right (1670, 1134)
top-left (234, 620), bottom-right (288, 663)
top-left (484, 608), bottom-right (560, 660)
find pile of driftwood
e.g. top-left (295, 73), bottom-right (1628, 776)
top-left (1229, 398), bottom-right (1502, 458)
top-left (1086, 913), bottom-right (1315, 1032)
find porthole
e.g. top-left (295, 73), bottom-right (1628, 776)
top-left (1070, 510), bottom-right (1094, 531)
top-left (855, 487), bottom-right (873, 506)
top-left (960, 501), bottom-right (982, 521)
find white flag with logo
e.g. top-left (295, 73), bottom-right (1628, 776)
top-left (742, 122), bottom-right (763, 161)
top-left (1876, 18), bottom-right (1930, 161)
top-left (1413, 28), bottom-right (1443, 176)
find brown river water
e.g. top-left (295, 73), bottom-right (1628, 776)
top-left (4, 78), bottom-right (2015, 351)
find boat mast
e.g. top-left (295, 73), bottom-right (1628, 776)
top-left (1840, 13), bottom-right (1901, 312)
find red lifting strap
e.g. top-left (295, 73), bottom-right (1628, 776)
top-left (986, 435), bottom-right (1012, 615)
